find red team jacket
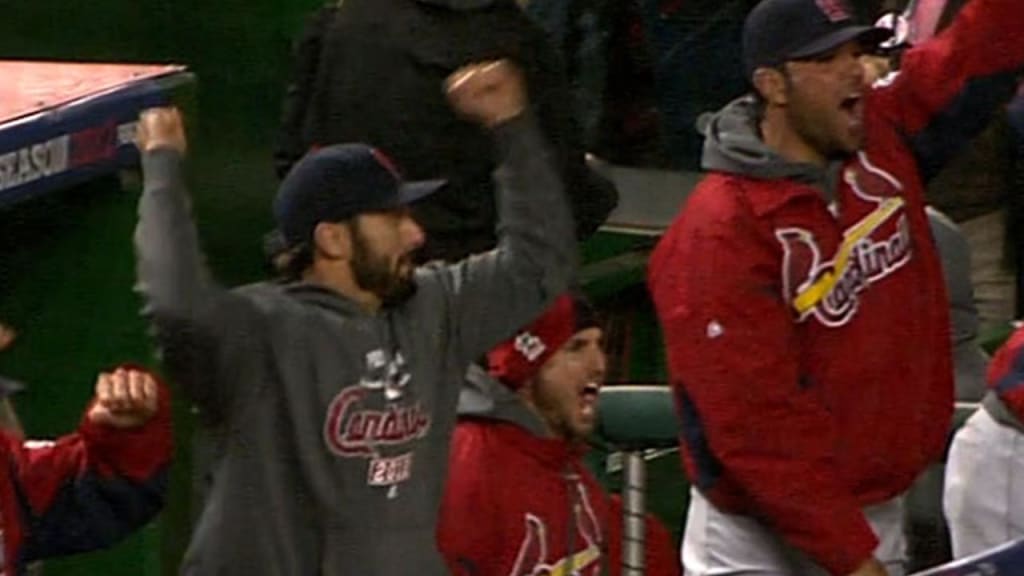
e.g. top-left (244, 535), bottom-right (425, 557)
top-left (438, 420), bottom-right (679, 576)
top-left (648, 1), bottom-right (1024, 574)
top-left (0, 378), bottom-right (172, 575)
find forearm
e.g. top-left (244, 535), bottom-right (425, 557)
top-left (494, 112), bottom-right (576, 265)
top-left (135, 149), bottom-right (219, 323)
top-left (453, 113), bottom-right (577, 361)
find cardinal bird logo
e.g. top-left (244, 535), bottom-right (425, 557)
top-left (777, 152), bottom-right (912, 327)
top-left (508, 483), bottom-right (604, 576)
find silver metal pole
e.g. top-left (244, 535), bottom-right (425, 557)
top-left (622, 450), bottom-right (646, 576)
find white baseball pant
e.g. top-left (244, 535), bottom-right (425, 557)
top-left (682, 487), bottom-right (906, 575)
top-left (944, 407), bottom-right (1024, 559)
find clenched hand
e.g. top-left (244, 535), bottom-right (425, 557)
top-left (87, 368), bottom-right (160, 429)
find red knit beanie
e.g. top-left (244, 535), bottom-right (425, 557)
top-left (488, 294), bottom-right (599, 389)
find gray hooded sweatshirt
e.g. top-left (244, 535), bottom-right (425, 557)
top-left (135, 115), bottom-right (575, 575)
top-left (700, 95), bottom-right (845, 199)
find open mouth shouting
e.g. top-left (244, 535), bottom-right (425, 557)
top-left (579, 381), bottom-right (600, 420)
top-left (840, 91), bottom-right (864, 128)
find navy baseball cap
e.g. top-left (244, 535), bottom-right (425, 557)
top-left (274, 144), bottom-right (445, 247)
top-left (743, 0), bottom-right (892, 78)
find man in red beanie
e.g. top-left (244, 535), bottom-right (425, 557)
top-left (437, 294), bottom-right (679, 576)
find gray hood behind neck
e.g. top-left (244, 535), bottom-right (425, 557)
top-left (701, 96), bottom-right (842, 199)
top-left (458, 364), bottom-right (548, 436)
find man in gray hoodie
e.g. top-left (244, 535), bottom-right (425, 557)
top-left (134, 60), bottom-right (575, 575)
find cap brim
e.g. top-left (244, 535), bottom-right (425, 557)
top-left (397, 179), bottom-right (446, 205)
top-left (790, 26), bottom-right (894, 60)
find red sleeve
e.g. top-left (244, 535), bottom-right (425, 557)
top-left (647, 184), bottom-right (876, 575)
top-left (872, 0), bottom-right (1024, 168)
top-left (11, 369), bottom-right (172, 561)
top-left (437, 422), bottom-right (497, 576)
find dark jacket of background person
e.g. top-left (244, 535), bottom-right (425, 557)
top-left (927, 116), bottom-right (1015, 225)
top-left (274, 0), bottom-right (618, 262)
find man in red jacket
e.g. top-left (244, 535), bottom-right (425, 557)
top-left (438, 294), bottom-right (679, 575)
top-left (647, 0), bottom-right (1024, 575)
top-left (0, 335), bottom-right (172, 575)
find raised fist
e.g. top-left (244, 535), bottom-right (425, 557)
top-left (445, 60), bottom-right (527, 129)
top-left (136, 107), bottom-right (187, 154)
top-left (87, 368), bottom-right (160, 429)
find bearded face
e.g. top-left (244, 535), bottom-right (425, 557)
top-left (349, 212), bottom-right (421, 307)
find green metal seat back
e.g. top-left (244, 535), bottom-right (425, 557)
top-left (596, 385), bottom-right (679, 450)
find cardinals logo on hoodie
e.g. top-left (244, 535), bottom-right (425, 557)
top-left (777, 152), bottom-right (913, 327)
top-left (508, 483), bottom-right (604, 576)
